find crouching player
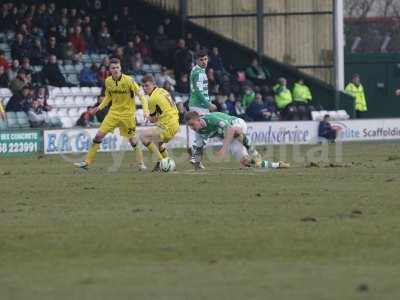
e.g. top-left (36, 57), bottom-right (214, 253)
top-left (74, 58), bottom-right (149, 170)
top-left (140, 74), bottom-right (180, 172)
top-left (185, 111), bottom-right (290, 169)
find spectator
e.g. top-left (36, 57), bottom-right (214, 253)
top-left (34, 86), bottom-right (51, 111)
top-left (97, 25), bottom-right (113, 54)
top-left (124, 40), bottom-right (136, 60)
top-left (0, 65), bottom-right (9, 88)
top-left (69, 25), bottom-right (86, 54)
top-left (163, 17), bottom-right (174, 38)
top-left (173, 39), bottom-right (193, 79)
top-left (9, 69), bottom-right (28, 95)
top-left (156, 66), bottom-right (176, 87)
top-left (175, 73), bottom-right (190, 94)
top-left (93, 96), bottom-right (108, 123)
top-left (207, 68), bottom-right (219, 95)
top-left (0, 50), bottom-right (10, 71)
top-left (241, 86), bottom-right (256, 109)
top-left (30, 39), bottom-right (47, 66)
top-left (57, 16), bottom-right (69, 44)
top-left (213, 94), bottom-right (228, 113)
top-left (152, 25), bottom-right (170, 65)
top-left (76, 106), bottom-right (95, 127)
top-left (97, 65), bottom-right (110, 84)
top-left (208, 47), bottom-right (225, 75)
top-left (61, 41), bottom-right (77, 61)
top-left (318, 114), bottom-right (337, 143)
top-left (273, 77), bottom-right (295, 120)
top-left (225, 93), bottom-right (236, 116)
top-left (41, 55), bottom-right (69, 86)
top-left (125, 55), bottom-right (144, 77)
top-left (83, 25), bottom-right (97, 53)
top-left (345, 73), bottom-right (367, 118)
top-left (163, 80), bottom-right (175, 94)
top-left (27, 98), bottom-right (50, 127)
top-left (5, 86), bottom-right (31, 112)
top-left (11, 32), bottom-right (30, 62)
top-left (7, 59), bottom-right (20, 81)
top-left (293, 78), bottom-right (313, 120)
top-left (246, 93), bottom-right (272, 121)
top-left (245, 57), bottom-right (271, 86)
top-left (21, 57), bottom-right (34, 74)
top-left (46, 36), bottom-right (62, 58)
top-left (234, 100), bottom-right (248, 120)
top-left (133, 34), bottom-right (151, 62)
top-left (185, 32), bottom-right (198, 51)
top-left (80, 63), bottom-right (98, 87)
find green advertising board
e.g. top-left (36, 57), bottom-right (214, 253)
top-left (0, 130), bottom-right (41, 156)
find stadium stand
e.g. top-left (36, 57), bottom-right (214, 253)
top-left (0, 1), bottom-right (350, 130)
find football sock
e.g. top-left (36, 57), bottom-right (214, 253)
top-left (145, 142), bottom-right (163, 161)
top-left (85, 141), bottom-right (101, 165)
top-left (131, 143), bottom-right (144, 165)
top-left (159, 147), bottom-right (168, 159)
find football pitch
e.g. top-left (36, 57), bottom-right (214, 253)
top-left (1, 142), bottom-right (400, 299)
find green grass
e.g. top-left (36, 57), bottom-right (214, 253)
top-left (1, 143), bottom-right (400, 299)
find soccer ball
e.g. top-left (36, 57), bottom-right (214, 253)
top-left (160, 157), bottom-right (176, 172)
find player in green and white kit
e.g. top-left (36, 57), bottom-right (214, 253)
top-left (185, 111), bottom-right (290, 169)
top-left (188, 50), bottom-right (217, 169)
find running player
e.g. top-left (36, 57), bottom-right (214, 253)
top-left (74, 58), bottom-right (149, 170)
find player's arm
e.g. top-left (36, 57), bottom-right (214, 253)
top-left (131, 79), bottom-right (149, 117)
top-left (0, 103), bottom-right (5, 120)
top-left (216, 126), bottom-right (239, 158)
top-left (92, 89), bottom-right (111, 114)
top-left (147, 99), bottom-right (159, 123)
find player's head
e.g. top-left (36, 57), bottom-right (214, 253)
top-left (196, 50), bottom-right (208, 69)
top-left (352, 73), bottom-right (360, 85)
top-left (109, 58), bottom-right (122, 78)
top-left (185, 111), bottom-right (203, 131)
top-left (142, 74), bottom-right (157, 95)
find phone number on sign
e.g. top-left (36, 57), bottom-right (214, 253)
top-left (0, 142), bottom-right (38, 153)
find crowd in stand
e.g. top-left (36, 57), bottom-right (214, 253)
top-left (0, 2), bottom-right (317, 128)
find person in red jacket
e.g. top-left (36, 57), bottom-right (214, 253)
top-left (69, 26), bottom-right (86, 54)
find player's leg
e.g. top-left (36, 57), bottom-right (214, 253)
top-left (120, 116), bottom-right (147, 171)
top-left (74, 130), bottom-right (106, 169)
top-left (140, 126), bottom-right (164, 172)
top-left (232, 118), bottom-right (260, 161)
top-left (74, 114), bottom-right (116, 169)
top-left (230, 140), bottom-right (290, 169)
top-left (188, 107), bottom-right (209, 169)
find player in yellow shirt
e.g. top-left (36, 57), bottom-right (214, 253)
top-left (74, 58), bottom-right (149, 170)
top-left (140, 74), bottom-right (180, 172)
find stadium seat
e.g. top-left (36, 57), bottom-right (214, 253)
top-left (337, 110), bottom-right (350, 120)
top-left (64, 64), bottom-right (75, 74)
top-left (90, 54), bottom-right (101, 63)
top-left (75, 64), bottom-right (83, 73)
top-left (68, 74), bottom-right (79, 85)
top-left (90, 87), bottom-right (101, 96)
top-left (60, 117), bottom-right (74, 128)
top-left (81, 54), bottom-right (91, 63)
top-left (78, 107), bottom-right (86, 116)
top-left (136, 109), bottom-right (145, 125)
top-left (49, 87), bottom-right (61, 98)
top-left (54, 96), bottom-right (64, 107)
top-left (68, 108), bottom-right (79, 117)
top-left (70, 87), bottom-right (81, 96)
top-left (6, 112), bottom-right (18, 128)
top-left (80, 87), bottom-right (91, 96)
top-left (151, 64), bottom-right (161, 73)
top-left (57, 108), bottom-right (68, 117)
top-left (84, 96), bottom-right (96, 106)
top-left (142, 64), bottom-right (151, 73)
top-left (64, 96), bottom-right (75, 107)
top-left (0, 88), bottom-right (12, 98)
top-left (311, 111), bottom-right (321, 121)
top-left (74, 96), bottom-right (85, 107)
top-left (16, 112), bottom-right (30, 127)
top-left (60, 87), bottom-right (71, 96)
top-left (33, 65), bottom-right (42, 72)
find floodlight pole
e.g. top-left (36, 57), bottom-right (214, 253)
top-left (180, 0), bottom-right (187, 37)
top-left (256, 0), bottom-right (264, 61)
top-left (333, 0), bottom-right (345, 109)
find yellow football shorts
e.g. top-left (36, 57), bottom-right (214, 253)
top-left (99, 113), bottom-right (137, 138)
top-left (157, 120), bottom-right (180, 143)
